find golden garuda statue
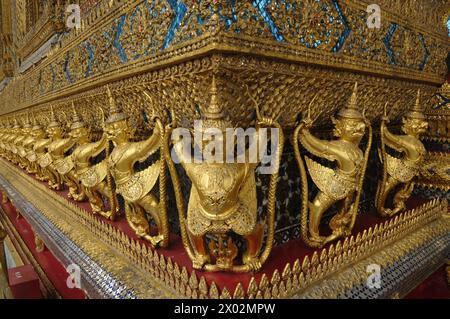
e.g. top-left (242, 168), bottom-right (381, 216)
top-left (17, 114), bottom-right (34, 170)
top-left (0, 121), bottom-right (7, 155)
top-left (51, 104), bottom-right (86, 201)
top-left (32, 115), bottom-right (56, 184)
top-left (70, 107), bottom-right (117, 220)
top-left (293, 83), bottom-right (372, 248)
top-left (104, 87), bottom-right (169, 247)
top-left (168, 75), bottom-right (284, 272)
top-left (376, 90), bottom-right (428, 217)
top-left (25, 115), bottom-right (46, 175)
top-left (4, 118), bottom-right (20, 162)
top-left (10, 118), bottom-right (27, 165)
top-left (38, 106), bottom-right (68, 191)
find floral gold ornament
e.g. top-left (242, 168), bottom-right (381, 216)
top-left (376, 89), bottom-right (428, 217)
top-left (105, 86), bottom-right (170, 247)
top-left (293, 82), bottom-right (372, 248)
top-left (168, 74), bottom-right (284, 272)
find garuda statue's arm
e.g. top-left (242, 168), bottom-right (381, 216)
top-left (132, 123), bottom-right (161, 163)
top-left (298, 127), bottom-right (338, 162)
top-left (53, 137), bottom-right (77, 155)
top-left (381, 121), bottom-right (407, 153)
top-left (87, 133), bottom-right (108, 158)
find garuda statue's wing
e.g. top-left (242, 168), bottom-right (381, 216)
top-left (18, 146), bottom-right (27, 158)
top-left (116, 160), bottom-right (161, 202)
top-left (305, 156), bottom-right (354, 201)
top-left (26, 150), bottom-right (37, 162)
top-left (54, 155), bottom-right (74, 175)
top-left (385, 153), bottom-right (415, 183)
top-left (79, 160), bottom-right (108, 188)
top-left (38, 152), bottom-right (52, 168)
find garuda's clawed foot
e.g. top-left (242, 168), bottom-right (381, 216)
top-left (324, 229), bottom-right (346, 245)
top-left (49, 182), bottom-right (61, 191)
top-left (191, 254), bottom-right (210, 270)
top-left (309, 235), bottom-right (326, 248)
top-left (144, 234), bottom-right (165, 247)
top-left (97, 210), bottom-right (111, 219)
top-left (243, 255), bottom-right (262, 272)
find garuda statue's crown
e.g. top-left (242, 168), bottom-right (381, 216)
top-left (47, 105), bottom-right (60, 128)
top-left (12, 117), bottom-right (21, 129)
top-left (23, 112), bottom-right (31, 129)
top-left (32, 112), bottom-right (42, 130)
top-left (105, 85), bottom-right (129, 124)
top-left (201, 75), bottom-right (233, 132)
top-left (405, 89), bottom-right (425, 120)
top-left (338, 82), bottom-right (363, 119)
top-left (70, 102), bottom-right (85, 129)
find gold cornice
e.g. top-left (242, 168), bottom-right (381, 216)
top-left (1, 34), bottom-right (446, 117)
top-left (16, 19), bottom-right (58, 61)
top-left (1, 0), bottom-right (449, 115)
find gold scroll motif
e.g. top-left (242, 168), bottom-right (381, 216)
top-left (376, 90), bottom-right (428, 217)
top-left (293, 83), bottom-right (372, 248)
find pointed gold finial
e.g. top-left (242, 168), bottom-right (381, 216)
top-left (406, 89), bottom-right (425, 119)
top-left (70, 102), bottom-right (85, 129)
top-left (338, 82), bottom-right (363, 119)
top-left (31, 112), bottom-right (41, 130)
top-left (200, 74), bottom-right (233, 133)
top-left (13, 116), bottom-right (20, 129)
top-left (23, 112), bottom-right (31, 128)
top-left (203, 74), bottom-right (225, 120)
top-left (105, 85), bottom-right (128, 124)
top-left (48, 105), bottom-right (60, 128)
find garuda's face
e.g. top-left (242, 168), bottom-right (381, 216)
top-left (402, 118), bottom-right (428, 136)
top-left (105, 120), bottom-right (129, 142)
top-left (335, 117), bottom-right (366, 142)
top-left (33, 128), bottom-right (45, 138)
top-left (47, 126), bottom-right (62, 137)
top-left (69, 127), bottom-right (89, 140)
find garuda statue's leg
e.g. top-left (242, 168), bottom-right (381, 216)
top-left (329, 194), bottom-right (355, 241)
top-left (86, 181), bottom-right (116, 220)
top-left (308, 191), bottom-right (335, 245)
top-left (390, 182), bottom-right (414, 216)
top-left (63, 172), bottom-right (85, 201)
top-left (137, 194), bottom-right (166, 246)
top-left (46, 166), bottom-right (62, 190)
top-left (377, 176), bottom-right (400, 216)
top-left (243, 223), bottom-right (264, 271)
top-left (125, 197), bottom-right (163, 246)
top-left (187, 232), bottom-right (210, 269)
top-left (85, 185), bottom-right (107, 215)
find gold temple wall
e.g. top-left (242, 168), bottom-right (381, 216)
top-left (0, 0), bottom-right (448, 126)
